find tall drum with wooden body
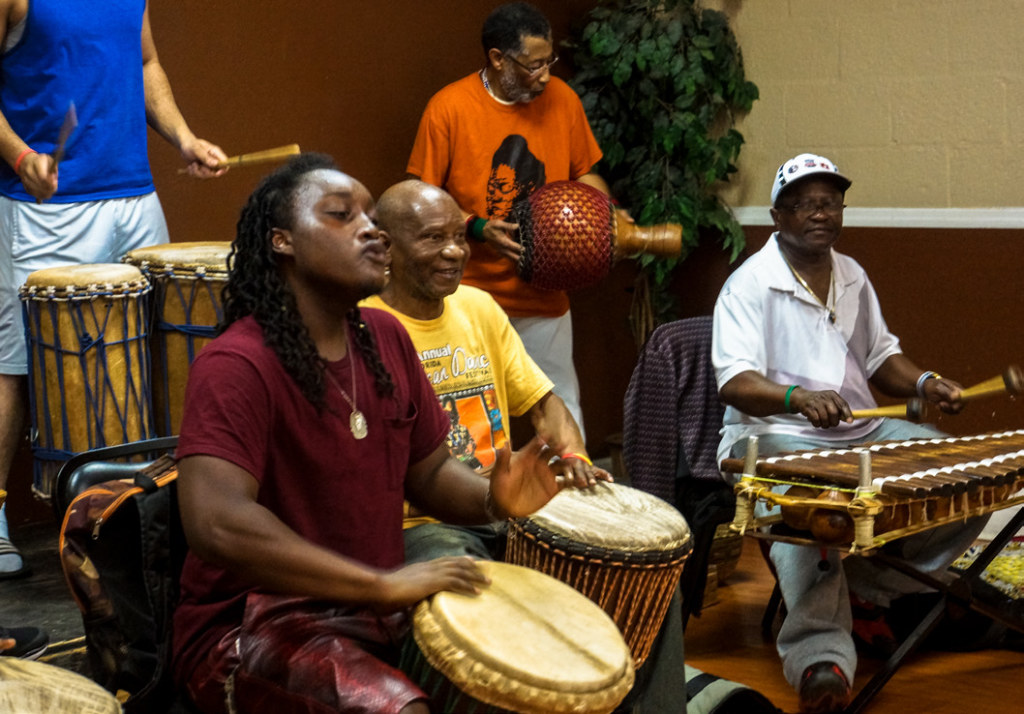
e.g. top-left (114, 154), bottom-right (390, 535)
top-left (401, 561), bottom-right (634, 714)
top-left (506, 482), bottom-right (691, 667)
top-left (20, 264), bottom-right (152, 499)
top-left (123, 242), bottom-right (230, 436)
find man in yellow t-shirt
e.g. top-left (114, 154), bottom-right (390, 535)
top-left (363, 179), bottom-right (603, 562)
top-left (407, 2), bottom-right (612, 439)
top-left (368, 179), bottom-right (689, 714)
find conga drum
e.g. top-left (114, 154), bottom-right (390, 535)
top-left (506, 482), bottom-right (691, 667)
top-left (511, 180), bottom-right (682, 291)
top-left (123, 242), bottom-right (230, 436)
top-left (401, 561), bottom-right (634, 714)
top-left (20, 264), bottom-right (152, 500)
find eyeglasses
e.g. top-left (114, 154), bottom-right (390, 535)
top-left (781, 199), bottom-right (846, 219)
top-left (503, 52), bottom-right (559, 77)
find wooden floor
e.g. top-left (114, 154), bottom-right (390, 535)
top-left (684, 541), bottom-right (1024, 714)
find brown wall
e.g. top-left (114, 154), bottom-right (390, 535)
top-left (8, 1), bottom-right (1023, 523)
top-left (566, 223), bottom-right (1024, 462)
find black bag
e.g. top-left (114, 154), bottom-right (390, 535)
top-left (685, 665), bottom-right (781, 714)
top-left (58, 449), bottom-right (185, 713)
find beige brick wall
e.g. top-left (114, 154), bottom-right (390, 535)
top-left (707, 0), bottom-right (1024, 210)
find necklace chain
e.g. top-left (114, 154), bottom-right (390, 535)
top-left (324, 327), bottom-right (368, 439)
top-left (783, 254), bottom-right (836, 324)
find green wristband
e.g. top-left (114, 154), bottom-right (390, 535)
top-left (470, 217), bottom-right (487, 242)
top-left (784, 385), bottom-right (799, 414)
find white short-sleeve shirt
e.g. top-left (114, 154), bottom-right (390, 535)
top-left (712, 234), bottom-right (902, 464)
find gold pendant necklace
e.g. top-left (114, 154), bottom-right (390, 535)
top-left (783, 254), bottom-right (836, 324)
top-left (325, 328), bottom-right (368, 440)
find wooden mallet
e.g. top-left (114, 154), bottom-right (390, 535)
top-left (958, 364), bottom-right (1023, 403)
top-left (178, 143), bottom-right (301, 174)
top-left (851, 397), bottom-right (925, 422)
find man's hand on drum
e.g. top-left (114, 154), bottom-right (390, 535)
top-left (373, 557), bottom-right (489, 611)
top-left (481, 219), bottom-right (523, 263)
top-left (489, 436), bottom-right (563, 518)
top-left (920, 376), bottom-right (965, 414)
top-left (550, 454), bottom-right (613, 489)
top-left (789, 387), bottom-right (853, 428)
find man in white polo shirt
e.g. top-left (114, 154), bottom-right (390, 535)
top-left (712, 153), bottom-right (989, 713)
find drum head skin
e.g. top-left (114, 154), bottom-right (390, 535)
top-left (528, 482), bottom-right (691, 555)
top-left (413, 561), bottom-right (634, 714)
top-left (123, 241), bottom-right (231, 275)
top-left (21, 263), bottom-right (148, 297)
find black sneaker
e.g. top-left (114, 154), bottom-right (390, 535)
top-left (799, 661), bottom-right (851, 713)
top-left (0, 626), bottom-right (49, 660)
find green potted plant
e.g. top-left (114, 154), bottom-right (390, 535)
top-left (567, 0), bottom-right (758, 344)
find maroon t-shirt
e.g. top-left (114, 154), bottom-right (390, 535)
top-left (171, 310), bottom-right (449, 685)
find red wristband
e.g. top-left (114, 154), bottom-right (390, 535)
top-left (13, 148), bottom-right (35, 175)
top-left (562, 452), bottom-right (593, 466)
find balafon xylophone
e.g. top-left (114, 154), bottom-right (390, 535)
top-left (721, 430), bottom-right (1024, 552)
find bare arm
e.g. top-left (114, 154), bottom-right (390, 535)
top-left (719, 369), bottom-right (853, 429)
top-left (140, 2), bottom-right (226, 177)
top-left (576, 171), bottom-right (633, 225)
top-left (0, 0), bottom-right (58, 200)
top-left (870, 353), bottom-right (963, 413)
top-left (527, 391), bottom-right (610, 487)
top-left (576, 171), bottom-right (610, 195)
top-left (177, 454), bottom-right (487, 610)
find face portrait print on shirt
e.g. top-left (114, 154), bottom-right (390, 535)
top-left (485, 135), bottom-right (545, 219)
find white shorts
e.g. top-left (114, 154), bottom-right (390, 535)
top-left (510, 310), bottom-right (585, 440)
top-left (0, 193), bottom-right (169, 374)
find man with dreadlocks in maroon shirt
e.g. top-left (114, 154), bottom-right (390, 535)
top-left (171, 153), bottom-right (569, 714)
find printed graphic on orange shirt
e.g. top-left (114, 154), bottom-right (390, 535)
top-left (486, 135), bottom-right (545, 219)
top-left (440, 387), bottom-right (507, 472)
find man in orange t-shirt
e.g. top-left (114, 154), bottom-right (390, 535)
top-left (407, 1), bottom-right (610, 438)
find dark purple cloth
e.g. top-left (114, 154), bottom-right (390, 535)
top-left (186, 593), bottom-right (424, 714)
top-left (622, 316), bottom-right (726, 503)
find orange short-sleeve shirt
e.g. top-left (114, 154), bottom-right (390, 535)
top-left (407, 73), bottom-right (602, 317)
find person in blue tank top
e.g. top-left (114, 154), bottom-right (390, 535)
top-left (0, 0), bottom-right (227, 580)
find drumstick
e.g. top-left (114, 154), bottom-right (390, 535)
top-left (851, 398), bottom-right (924, 422)
top-left (177, 143), bottom-right (301, 174)
top-left (958, 365), bottom-right (1023, 402)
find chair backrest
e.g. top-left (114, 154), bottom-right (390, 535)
top-left (52, 436), bottom-right (180, 518)
top-left (622, 316), bottom-right (726, 502)
top-left (622, 316), bottom-right (733, 628)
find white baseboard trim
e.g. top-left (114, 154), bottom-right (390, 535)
top-left (732, 206), bottom-right (1024, 229)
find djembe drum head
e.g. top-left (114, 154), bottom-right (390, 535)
top-left (404, 561), bottom-right (634, 714)
top-left (506, 482), bottom-right (691, 667)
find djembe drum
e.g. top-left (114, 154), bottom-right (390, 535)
top-left (123, 242), bottom-right (230, 436)
top-left (401, 561), bottom-right (634, 714)
top-left (20, 264), bottom-right (152, 500)
top-left (505, 482), bottom-right (691, 667)
top-left (0, 658), bottom-right (122, 714)
top-left (511, 180), bottom-right (682, 291)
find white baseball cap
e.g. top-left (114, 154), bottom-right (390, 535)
top-left (771, 153), bottom-right (851, 206)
